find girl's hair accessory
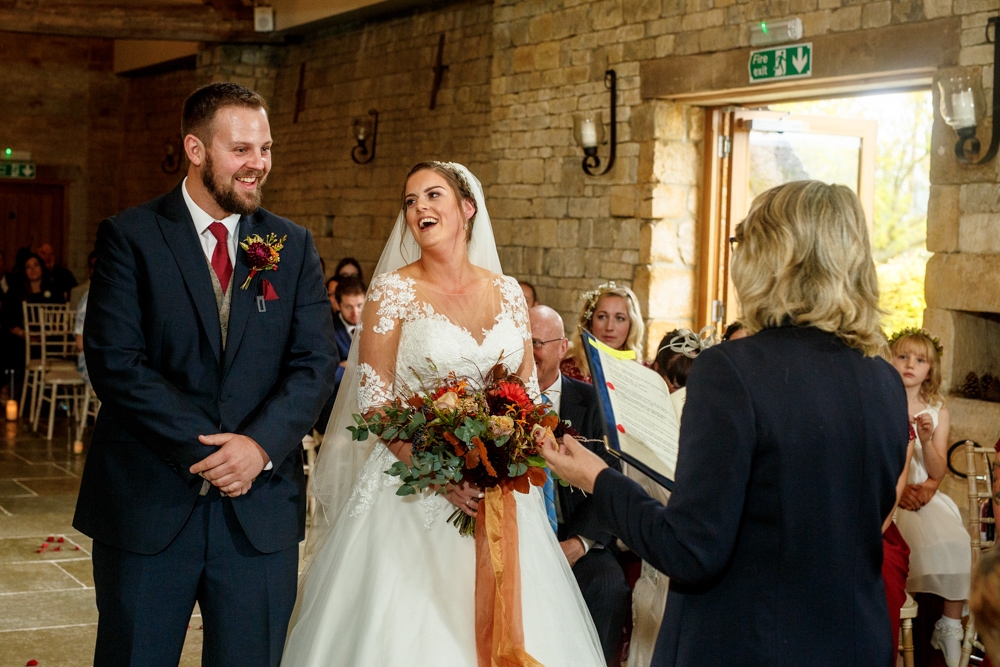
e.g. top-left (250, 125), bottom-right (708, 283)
top-left (888, 326), bottom-right (943, 356)
top-left (581, 282), bottom-right (619, 321)
top-left (658, 326), bottom-right (719, 359)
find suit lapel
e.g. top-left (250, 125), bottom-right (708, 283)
top-left (559, 378), bottom-right (584, 429)
top-left (156, 185), bottom-right (223, 363)
top-left (223, 213), bottom-right (263, 374)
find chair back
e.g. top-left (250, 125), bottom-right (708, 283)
top-left (959, 441), bottom-right (997, 667)
top-left (39, 304), bottom-right (75, 366)
top-left (21, 302), bottom-right (45, 365)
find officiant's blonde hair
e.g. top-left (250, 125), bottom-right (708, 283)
top-left (731, 180), bottom-right (885, 357)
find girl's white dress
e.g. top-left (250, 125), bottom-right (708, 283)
top-left (281, 271), bottom-right (604, 666)
top-left (895, 402), bottom-right (971, 601)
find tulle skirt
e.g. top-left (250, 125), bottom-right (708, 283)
top-left (895, 491), bottom-right (971, 601)
top-left (281, 442), bottom-right (605, 666)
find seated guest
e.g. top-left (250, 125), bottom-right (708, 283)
top-left (1, 253), bottom-right (62, 395)
top-left (529, 304), bottom-right (629, 665)
top-left (326, 277), bottom-right (339, 313)
top-left (723, 320), bottom-right (749, 341)
top-left (334, 256), bottom-right (363, 282)
top-left (313, 276), bottom-right (365, 435)
top-left (538, 181), bottom-right (910, 666)
top-left (36, 243), bottom-right (77, 303)
top-left (561, 282), bottom-right (645, 383)
top-left (519, 279), bottom-right (539, 307)
top-left (628, 328), bottom-right (714, 667)
top-left (0, 248), bottom-right (12, 309)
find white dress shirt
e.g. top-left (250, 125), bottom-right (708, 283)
top-left (338, 313), bottom-right (357, 338)
top-left (182, 177), bottom-right (241, 267)
top-left (182, 179), bottom-right (271, 471)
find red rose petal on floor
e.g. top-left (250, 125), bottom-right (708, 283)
top-left (46, 537), bottom-right (54, 542)
top-left (39, 543), bottom-right (48, 549)
top-left (27, 660), bottom-right (39, 666)
top-left (53, 547), bottom-right (60, 551)
top-left (35, 549), bottom-right (42, 553)
top-left (199, 625), bottom-right (204, 630)
top-left (74, 546), bottom-right (80, 551)
top-left (57, 537), bottom-right (64, 543)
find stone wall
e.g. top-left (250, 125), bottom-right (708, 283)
top-left (0, 32), bottom-right (124, 278)
top-left (261, 1), bottom-right (494, 277)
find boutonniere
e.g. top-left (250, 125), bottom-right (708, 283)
top-left (239, 232), bottom-right (287, 290)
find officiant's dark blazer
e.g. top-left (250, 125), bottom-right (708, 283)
top-left (75, 183), bottom-right (338, 556)
top-left (593, 326), bottom-right (909, 666)
top-left (557, 375), bottom-right (617, 547)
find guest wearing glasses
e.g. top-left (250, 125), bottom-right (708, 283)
top-left (529, 305), bottom-right (629, 665)
top-left (537, 181), bottom-right (910, 666)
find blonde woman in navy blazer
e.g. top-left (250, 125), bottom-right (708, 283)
top-left (538, 180), bottom-right (909, 667)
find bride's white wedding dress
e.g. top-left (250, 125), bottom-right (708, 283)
top-left (281, 270), bottom-right (604, 666)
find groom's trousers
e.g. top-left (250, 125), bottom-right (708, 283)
top-left (91, 487), bottom-right (298, 667)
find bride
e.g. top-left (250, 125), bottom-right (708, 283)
top-left (281, 162), bottom-right (604, 666)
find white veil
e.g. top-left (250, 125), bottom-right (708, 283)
top-left (304, 162), bottom-right (502, 562)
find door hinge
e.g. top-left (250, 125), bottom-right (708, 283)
top-left (718, 136), bottom-right (732, 158)
top-left (711, 299), bottom-right (726, 324)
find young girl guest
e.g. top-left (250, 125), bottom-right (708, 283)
top-left (561, 282), bottom-right (644, 382)
top-left (891, 328), bottom-right (969, 667)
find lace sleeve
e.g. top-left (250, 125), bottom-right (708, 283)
top-left (498, 275), bottom-right (540, 399)
top-left (356, 272), bottom-right (414, 412)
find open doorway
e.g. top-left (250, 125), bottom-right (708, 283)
top-left (698, 91), bottom-right (933, 334)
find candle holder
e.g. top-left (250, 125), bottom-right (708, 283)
top-left (573, 70), bottom-right (617, 176)
top-left (939, 16), bottom-right (1000, 165)
top-left (350, 109), bottom-right (378, 165)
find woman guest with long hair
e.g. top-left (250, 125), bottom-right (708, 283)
top-left (561, 282), bottom-right (645, 382)
top-left (536, 180), bottom-right (910, 666)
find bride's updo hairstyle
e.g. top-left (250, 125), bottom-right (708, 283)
top-left (401, 161), bottom-right (479, 242)
top-left (730, 180), bottom-right (885, 357)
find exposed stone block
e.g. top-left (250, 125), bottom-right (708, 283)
top-left (959, 213), bottom-right (1000, 253)
top-left (830, 5), bottom-right (862, 31)
top-left (610, 185), bottom-right (640, 217)
top-left (925, 252), bottom-right (1000, 313)
top-left (862, 2), bottom-right (893, 28)
top-left (633, 264), bottom-right (696, 319)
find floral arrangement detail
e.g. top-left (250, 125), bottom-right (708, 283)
top-left (348, 361), bottom-right (574, 536)
top-left (888, 326), bottom-right (943, 356)
top-left (580, 281), bottom-right (618, 321)
top-left (239, 232), bottom-right (287, 290)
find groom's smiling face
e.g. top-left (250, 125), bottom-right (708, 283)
top-left (199, 105), bottom-right (273, 217)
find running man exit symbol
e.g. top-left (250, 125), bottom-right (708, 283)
top-left (748, 43), bottom-right (812, 83)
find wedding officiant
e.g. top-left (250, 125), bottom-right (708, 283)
top-left (537, 180), bottom-right (910, 666)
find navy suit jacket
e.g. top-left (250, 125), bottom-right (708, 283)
top-left (332, 313), bottom-right (353, 391)
top-left (556, 376), bottom-right (617, 546)
top-left (75, 183), bottom-right (338, 555)
top-left (594, 326), bottom-right (909, 666)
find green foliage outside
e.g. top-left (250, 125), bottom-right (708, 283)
top-left (771, 92), bottom-right (933, 333)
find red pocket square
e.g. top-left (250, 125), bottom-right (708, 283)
top-left (261, 279), bottom-right (279, 301)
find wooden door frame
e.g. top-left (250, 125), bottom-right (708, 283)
top-left (0, 178), bottom-right (69, 265)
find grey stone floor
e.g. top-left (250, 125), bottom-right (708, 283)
top-left (0, 413), bottom-right (204, 667)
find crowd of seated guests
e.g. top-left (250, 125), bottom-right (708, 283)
top-left (0, 245), bottom-right (80, 393)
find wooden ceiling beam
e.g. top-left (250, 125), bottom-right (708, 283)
top-left (0, 2), bottom-right (282, 43)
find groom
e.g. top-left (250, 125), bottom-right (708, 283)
top-left (75, 82), bottom-right (338, 666)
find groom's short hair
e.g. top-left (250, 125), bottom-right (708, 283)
top-left (182, 82), bottom-right (269, 145)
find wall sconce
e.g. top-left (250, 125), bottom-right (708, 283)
top-left (351, 109), bottom-right (378, 164)
top-left (161, 139), bottom-right (181, 175)
top-left (939, 16), bottom-right (999, 165)
top-left (573, 70), bottom-right (617, 176)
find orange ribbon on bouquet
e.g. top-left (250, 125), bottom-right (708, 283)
top-left (474, 484), bottom-right (543, 667)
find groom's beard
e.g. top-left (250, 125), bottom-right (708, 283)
top-left (202, 151), bottom-right (267, 217)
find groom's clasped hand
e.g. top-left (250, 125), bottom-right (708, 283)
top-left (191, 432), bottom-right (272, 497)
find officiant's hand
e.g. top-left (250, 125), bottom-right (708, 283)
top-left (534, 431), bottom-right (607, 495)
top-left (445, 481), bottom-right (483, 518)
top-left (191, 433), bottom-right (269, 497)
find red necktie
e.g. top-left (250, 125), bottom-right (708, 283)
top-left (208, 222), bottom-right (233, 294)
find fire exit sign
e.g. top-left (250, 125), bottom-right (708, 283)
top-left (0, 162), bottom-right (36, 179)
top-left (749, 43), bottom-right (812, 83)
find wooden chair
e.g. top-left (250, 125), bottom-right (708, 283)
top-left (959, 440), bottom-right (995, 667)
top-left (20, 303), bottom-right (74, 421)
top-left (901, 592), bottom-right (917, 667)
top-left (78, 383), bottom-right (101, 437)
top-left (32, 306), bottom-right (84, 440)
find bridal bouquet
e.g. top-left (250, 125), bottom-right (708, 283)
top-left (347, 362), bottom-right (572, 536)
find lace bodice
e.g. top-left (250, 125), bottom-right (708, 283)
top-left (356, 270), bottom-right (538, 412)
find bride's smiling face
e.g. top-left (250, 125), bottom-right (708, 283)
top-left (403, 169), bottom-right (475, 252)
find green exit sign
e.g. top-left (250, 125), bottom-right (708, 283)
top-left (0, 162), bottom-right (36, 179)
top-left (749, 43), bottom-right (812, 83)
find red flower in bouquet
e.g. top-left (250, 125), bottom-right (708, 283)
top-left (494, 381), bottom-right (532, 409)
